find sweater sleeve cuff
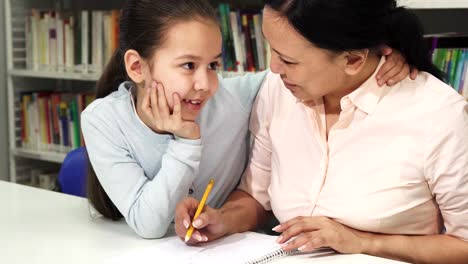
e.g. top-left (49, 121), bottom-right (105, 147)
top-left (174, 135), bottom-right (202, 146)
top-left (167, 137), bottom-right (203, 164)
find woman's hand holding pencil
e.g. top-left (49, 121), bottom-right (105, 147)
top-left (175, 181), bottom-right (226, 245)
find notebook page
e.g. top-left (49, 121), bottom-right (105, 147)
top-left (110, 232), bottom-right (282, 264)
top-left (190, 232), bottom-right (281, 264)
top-left (110, 235), bottom-right (201, 264)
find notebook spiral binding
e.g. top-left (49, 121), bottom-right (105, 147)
top-left (245, 248), bottom-right (295, 264)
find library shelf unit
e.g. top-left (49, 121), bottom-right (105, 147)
top-left (4, 0), bottom-right (134, 185)
top-left (4, 0), bottom-right (262, 186)
top-left (5, 0), bottom-right (467, 187)
top-left (9, 69), bottom-right (100, 81)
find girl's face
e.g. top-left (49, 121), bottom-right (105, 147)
top-left (262, 7), bottom-right (347, 103)
top-left (148, 19), bottom-right (222, 121)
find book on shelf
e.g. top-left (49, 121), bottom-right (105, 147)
top-left (216, 4), bottom-right (269, 73)
top-left (23, 4), bottom-right (269, 75)
top-left (16, 166), bottom-right (60, 190)
top-left (20, 91), bottom-right (95, 153)
top-left (25, 8), bottom-right (120, 74)
top-left (431, 47), bottom-right (468, 98)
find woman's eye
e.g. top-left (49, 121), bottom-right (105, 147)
top-left (280, 57), bottom-right (294, 65)
top-left (208, 62), bottom-right (219, 71)
top-left (182, 62), bottom-right (195, 70)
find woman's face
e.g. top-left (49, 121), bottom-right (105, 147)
top-left (147, 19), bottom-right (222, 121)
top-left (262, 7), bottom-right (346, 102)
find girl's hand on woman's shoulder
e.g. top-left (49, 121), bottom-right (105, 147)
top-left (137, 81), bottom-right (200, 140)
top-left (377, 45), bottom-right (419, 86)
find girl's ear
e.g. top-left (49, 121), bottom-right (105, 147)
top-left (124, 49), bottom-right (148, 85)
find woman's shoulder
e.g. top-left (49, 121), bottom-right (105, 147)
top-left (399, 72), bottom-right (467, 130)
top-left (411, 72), bottom-right (466, 112)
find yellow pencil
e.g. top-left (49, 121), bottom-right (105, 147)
top-left (185, 179), bottom-right (214, 242)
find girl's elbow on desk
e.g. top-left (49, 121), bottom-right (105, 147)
top-left (127, 214), bottom-right (172, 239)
top-left (133, 224), bottom-right (170, 239)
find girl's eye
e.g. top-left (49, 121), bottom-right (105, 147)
top-left (208, 61), bottom-right (219, 71)
top-left (182, 62), bottom-right (195, 70)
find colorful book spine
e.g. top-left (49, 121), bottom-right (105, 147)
top-left (253, 14), bottom-right (266, 71)
top-left (24, 8), bottom-right (120, 73)
top-left (432, 47), bottom-right (468, 98)
top-left (241, 14), bottom-right (255, 72)
top-left (230, 11), bottom-right (244, 72)
top-left (19, 92), bottom-right (95, 152)
top-left (248, 14), bottom-right (258, 72)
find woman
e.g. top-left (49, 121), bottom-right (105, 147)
top-left (175, 0), bottom-right (468, 263)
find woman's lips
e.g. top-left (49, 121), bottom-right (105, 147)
top-left (282, 79), bottom-right (298, 90)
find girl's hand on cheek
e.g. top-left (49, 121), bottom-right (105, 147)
top-left (137, 81), bottom-right (200, 139)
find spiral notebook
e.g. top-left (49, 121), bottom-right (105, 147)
top-left (113, 232), bottom-right (293, 264)
top-left (186, 232), bottom-right (292, 264)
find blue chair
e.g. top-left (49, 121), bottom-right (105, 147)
top-left (58, 147), bottom-right (88, 197)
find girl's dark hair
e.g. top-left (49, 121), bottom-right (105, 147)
top-left (87, 0), bottom-right (218, 220)
top-left (264, 0), bottom-right (443, 79)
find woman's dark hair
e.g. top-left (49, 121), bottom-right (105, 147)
top-left (264, 0), bottom-right (443, 79)
top-left (88, 0), bottom-right (219, 220)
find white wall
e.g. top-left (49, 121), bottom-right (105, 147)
top-left (399, 0), bottom-right (468, 9)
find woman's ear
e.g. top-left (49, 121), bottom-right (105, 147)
top-left (124, 49), bottom-right (147, 84)
top-left (342, 49), bottom-right (369, 76)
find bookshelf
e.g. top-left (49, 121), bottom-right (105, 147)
top-left (13, 147), bottom-right (66, 163)
top-left (4, 0), bottom-right (113, 186)
top-left (5, 0), bottom-right (467, 188)
top-left (4, 0), bottom-right (264, 187)
top-left (9, 69), bottom-right (100, 81)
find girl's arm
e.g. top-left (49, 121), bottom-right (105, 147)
top-left (219, 70), bottom-right (267, 112)
top-left (82, 83), bottom-right (202, 239)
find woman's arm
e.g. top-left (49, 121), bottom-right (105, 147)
top-left (219, 190), bottom-right (269, 235)
top-left (276, 216), bottom-right (468, 264)
top-left (174, 190), bottom-right (268, 243)
top-left (278, 99), bottom-right (468, 263)
top-left (364, 233), bottom-right (468, 264)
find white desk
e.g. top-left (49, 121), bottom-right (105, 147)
top-left (0, 181), bottom-right (407, 264)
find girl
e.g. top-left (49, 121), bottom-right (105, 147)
top-left (82, 0), bottom-right (413, 239)
top-left (82, 0), bottom-right (265, 239)
top-left (175, 0), bottom-right (468, 263)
